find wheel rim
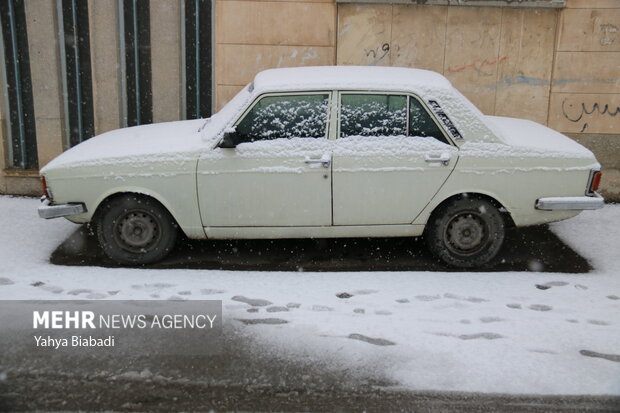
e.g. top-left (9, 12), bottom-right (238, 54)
top-left (113, 210), bottom-right (161, 254)
top-left (444, 212), bottom-right (489, 256)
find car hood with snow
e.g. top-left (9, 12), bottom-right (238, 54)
top-left (41, 118), bottom-right (206, 173)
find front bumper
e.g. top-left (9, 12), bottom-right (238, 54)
top-left (536, 193), bottom-right (604, 211)
top-left (38, 198), bottom-right (87, 219)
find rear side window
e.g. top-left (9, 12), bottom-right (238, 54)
top-left (236, 94), bottom-right (329, 142)
top-left (409, 98), bottom-right (449, 144)
top-left (340, 94), bottom-right (407, 137)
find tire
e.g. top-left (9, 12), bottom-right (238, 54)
top-left (96, 195), bottom-right (178, 265)
top-left (425, 197), bottom-right (505, 268)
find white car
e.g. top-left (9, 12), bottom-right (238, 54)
top-left (38, 66), bottom-right (604, 267)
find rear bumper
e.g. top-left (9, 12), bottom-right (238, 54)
top-left (38, 198), bottom-right (87, 219)
top-left (536, 193), bottom-right (604, 211)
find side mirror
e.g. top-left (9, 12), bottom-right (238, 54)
top-left (219, 131), bottom-right (240, 148)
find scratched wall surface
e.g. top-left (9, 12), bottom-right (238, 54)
top-left (215, 0), bottom-right (337, 110)
top-left (337, 4), bottom-right (557, 123)
top-left (336, 1), bottom-right (619, 135)
top-left (548, 0), bottom-right (620, 134)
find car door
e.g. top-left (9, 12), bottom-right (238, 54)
top-left (197, 92), bottom-right (333, 228)
top-left (332, 92), bottom-right (458, 226)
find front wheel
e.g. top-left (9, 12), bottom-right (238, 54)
top-left (96, 195), bottom-right (178, 265)
top-left (425, 198), bottom-right (505, 268)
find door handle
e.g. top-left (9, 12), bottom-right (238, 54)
top-left (304, 155), bottom-right (331, 168)
top-left (424, 152), bottom-right (451, 166)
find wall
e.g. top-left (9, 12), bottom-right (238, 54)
top-left (214, 0), bottom-right (337, 110)
top-left (336, 0), bottom-right (619, 200)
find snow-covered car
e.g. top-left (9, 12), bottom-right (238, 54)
top-left (38, 66), bottom-right (604, 267)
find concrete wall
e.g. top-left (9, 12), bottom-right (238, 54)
top-left (214, 0), bottom-right (337, 110)
top-left (337, 0), bottom-right (620, 200)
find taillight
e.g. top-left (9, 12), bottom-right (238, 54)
top-left (590, 171), bottom-right (602, 193)
top-left (41, 176), bottom-right (50, 199)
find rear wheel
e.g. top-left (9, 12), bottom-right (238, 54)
top-left (96, 195), bottom-right (178, 265)
top-left (425, 198), bottom-right (505, 268)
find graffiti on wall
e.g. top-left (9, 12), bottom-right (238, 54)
top-left (561, 98), bottom-right (620, 133)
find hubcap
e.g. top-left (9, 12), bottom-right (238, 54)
top-left (445, 213), bottom-right (488, 255)
top-left (114, 211), bottom-right (160, 253)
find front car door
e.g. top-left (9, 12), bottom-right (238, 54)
top-left (197, 92), bottom-right (333, 228)
top-left (332, 92), bottom-right (458, 226)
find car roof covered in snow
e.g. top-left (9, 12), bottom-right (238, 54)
top-left (252, 66), bottom-right (453, 93)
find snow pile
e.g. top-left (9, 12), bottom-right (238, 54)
top-left (0, 196), bottom-right (618, 395)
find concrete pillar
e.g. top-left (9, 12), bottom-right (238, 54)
top-left (150, 0), bottom-right (182, 123)
top-left (24, 0), bottom-right (64, 169)
top-left (88, 0), bottom-right (121, 135)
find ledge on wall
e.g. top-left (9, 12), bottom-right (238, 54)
top-left (335, 0), bottom-right (566, 8)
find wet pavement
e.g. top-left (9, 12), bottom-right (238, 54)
top-left (2, 224), bottom-right (610, 412)
top-left (50, 224), bottom-right (592, 273)
top-left (1, 328), bottom-right (619, 412)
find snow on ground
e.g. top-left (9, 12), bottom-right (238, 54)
top-left (0, 196), bottom-right (619, 395)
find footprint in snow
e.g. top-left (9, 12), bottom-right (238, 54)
top-left (444, 293), bottom-right (489, 303)
top-left (266, 306), bottom-right (289, 313)
top-left (575, 284), bottom-right (588, 290)
top-left (33, 283), bottom-right (63, 294)
top-left (374, 310), bottom-right (392, 316)
top-left (178, 290), bottom-right (192, 296)
top-left (312, 305), bottom-right (333, 312)
top-left (432, 332), bottom-right (504, 340)
top-left (580, 350), bottom-right (620, 363)
top-left (352, 289), bottom-right (378, 295)
top-left (480, 316), bottom-right (504, 323)
top-left (458, 332), bottom-right (504, 340)
top-left (132, 283), bottom-right (176, 291)
top-left (201, 289), bottom-right (226, 295)
top-left (415, 294), bottom-right (441, 302)
top-left (286, 302), bottom-right (301, 309)
top-left (353, 308), bottom-right (365, 314)
top-left (536, 281), bottom-right (569, 290)
top-left (67, 288), bottom-right (92, 296)
top-left (587, 320), bottom-right (610, 326)
top-left (246, 308), bottom-right (259, 313)
top-left (236, 318), bottom-right (288, 325)
top-left (0, 277), bottom-right (14, 286)
top-left (396, 298), bottom-right (410, 303)
top-left (336, 292), bottom-right (353, 299)
top-left (348, 333), bottom-right (395, 346)
top-left (607, 295), bottom-right (620, 301)
top-left (529, 349), bottom-right (557, 355)
top-left (528, 304), bottom-right (552, 312)
top-left (507, 303), bottom-right (522, 309)
top-left (566, 319), bottom-right (579, 323)
top-left (231, 296), bottom-right (272, 307)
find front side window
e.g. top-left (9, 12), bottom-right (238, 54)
top-left (340, 94), bottom-right (407, 137)
top-left (235, 94), bottom-right (329, 143)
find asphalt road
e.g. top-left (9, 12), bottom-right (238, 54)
top-left (1, 329), bottom-right (619, 412)
top-left (50, 224), bottom-right (591, 273)
top-left (1, 225), bottom-right (611, 412)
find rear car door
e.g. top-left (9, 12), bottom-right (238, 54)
top-left (332, 92), bottom-right (458, 225)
